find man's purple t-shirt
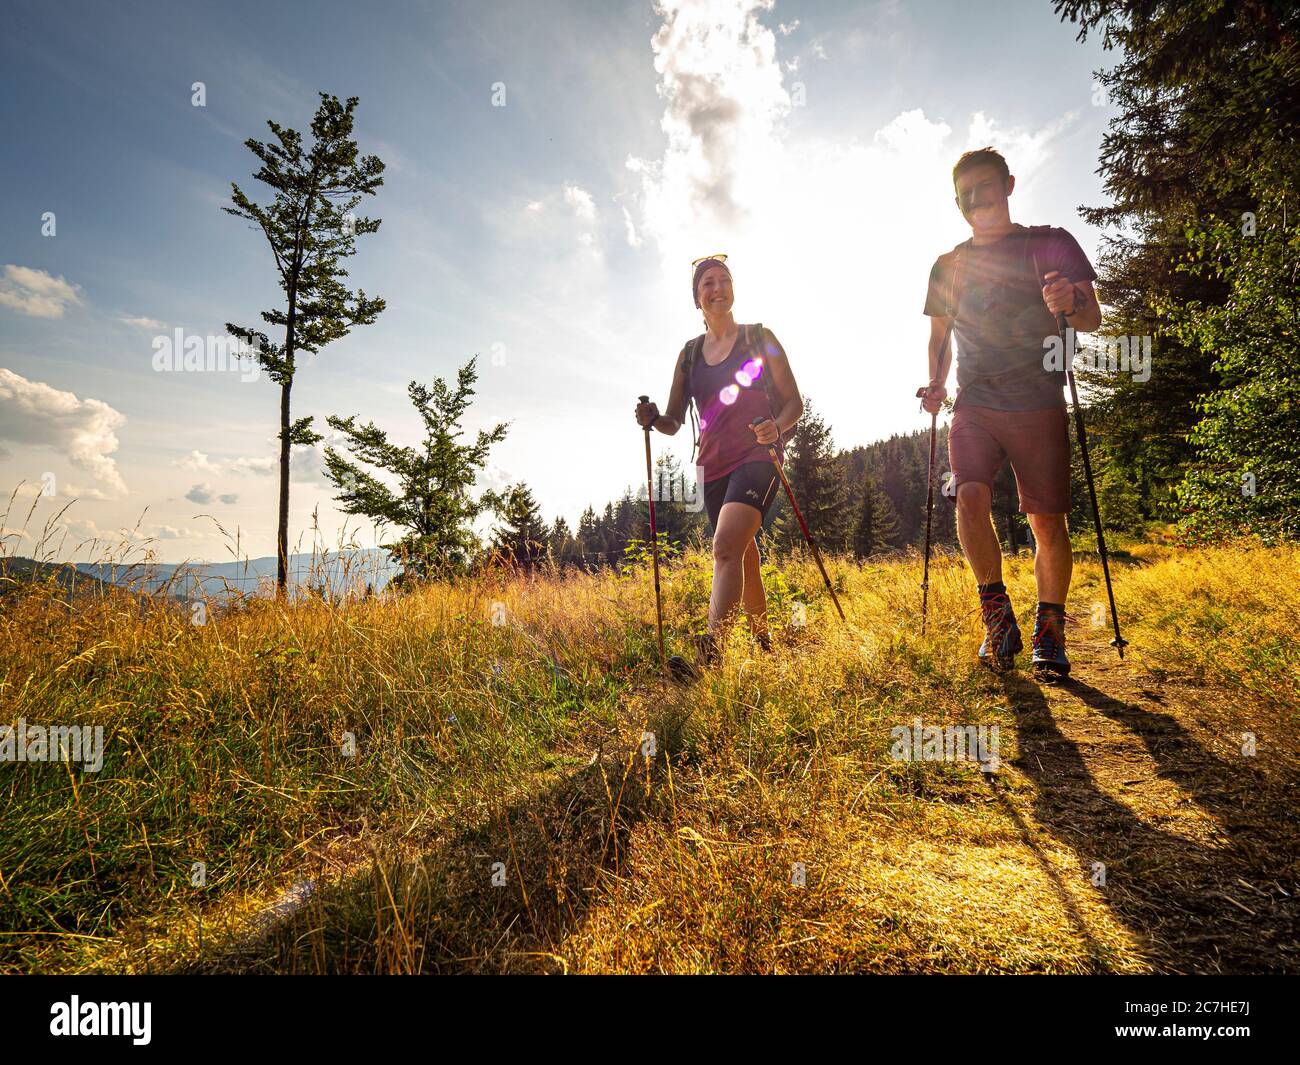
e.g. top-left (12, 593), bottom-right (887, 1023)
top-left (923, 224), bottom-right (1097, 411)
top-left (686, 324), bottom-right (785, 483)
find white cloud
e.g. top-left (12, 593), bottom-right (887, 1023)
top-left (218, 493), bottom-right (239, 505)
top-left (185, 483), bottom-right (214, 504)
top-left (965, 110), bottom-right (1078, 180)
top-left (290, 436), bottom-right (345, 487)
top-left (778, 19), bottom-right (799, 35)
top-left (622, 206), bottom-right (642, 248)
top-left (61, 482), bottom-right (112, 501)
top-left (48, 516), bottom-right (170, 550)
top-left (178, 450), bottom-right (222, 473)
top-left (0, 265), bottom-right (82, 319)
top-left (177, 449), bottom-right (274, 477)
top-left (563, 184), bottom-right (597, 222)
top-left (0, 368), bottom-right (126, 494)
top-left (59, 518), bottom-right (106, 543)
top-left (630, 0), bottom-right (790, 242)
top-left (120, 315), bottom-right (165, 329)
top-left (489, 180), bottom-right (607, 294)
top-left (232, 455), bottom-right (275, 476)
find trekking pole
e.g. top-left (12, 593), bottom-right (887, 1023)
top-left (915, 387), bottom-right (939, 634)
top-left (638, 396), bottom-right (669, 674)
top-left (1055, 312), bottom-right (1128, 659)
top-left (751, 418), bottom-right (846, 622)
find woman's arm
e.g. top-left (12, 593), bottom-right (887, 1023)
top-left (755, 329), bottom-right (803, 443)
top-left (651, 348), bottom-right (690, 435)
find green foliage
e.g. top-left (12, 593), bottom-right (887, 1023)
top-left (1054, 0), bottom-right (1300, 529)
top-left (1164, 200), bottom-right (1299, 542)
top-left (840, 425), bottom-right (957, 551)
top-left (621, 534), bottom-right (683, 571)
top-left (324, 359), bottom-right (509, 579)
top-left (773, 397), bottom-right (851, 552)
top-left (852, 464), bottom-right (902, 559)
top-left (492, 483), bottom-right (548, 566)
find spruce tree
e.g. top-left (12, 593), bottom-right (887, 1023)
top-left (225, 93), bottom-right (385, 594)
top-left (323, 359), bottom-right (508, 580)
top-left (774, 397), bottom-right (850, 553)
top-left (853, 466), bottom-right (901, 559)
top-left (492, 483), bottom-right (547, 566)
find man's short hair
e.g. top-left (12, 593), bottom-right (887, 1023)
top-left (952, 147), bottom-right (1010, 189)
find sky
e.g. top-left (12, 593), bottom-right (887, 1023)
top-left (0, 0), bottom-right (1117, 564)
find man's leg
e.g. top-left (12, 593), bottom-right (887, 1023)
top-left (710, 502), bottom-right (763, 638)
top-left (951, 407), bottom-right (1022, 663)
top-left (1026, 513), bottom-right (1072, 605)
top-left (1010, 408), bottom-right (1076, 674)
top-left (956, 481), bottom-right (1003, 586)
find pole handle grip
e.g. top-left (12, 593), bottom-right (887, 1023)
top-left (638, 394), bottom-right (649, 404)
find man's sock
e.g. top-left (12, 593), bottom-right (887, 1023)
top-left (978, 581), bottom-right (1007, 597)
top-left (1036, 601), bottom-right (1065, 614)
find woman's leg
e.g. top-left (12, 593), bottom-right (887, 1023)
top-left (741, 536), bottom-right (768, 640)
top-left (709, 502), bottom-right (763, 638)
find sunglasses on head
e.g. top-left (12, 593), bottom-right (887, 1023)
top-left (691, 253), bottom-right (729, 268)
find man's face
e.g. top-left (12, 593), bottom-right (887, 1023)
top-left (955, 164), bottom-right (1013, 228)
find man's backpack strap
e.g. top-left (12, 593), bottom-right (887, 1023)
top-left (1025, 224), bottom-right (1054, 288)
top-left (948, 240), bottom-right (969, 317)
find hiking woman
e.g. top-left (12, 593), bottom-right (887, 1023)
top-left (634, 255), bottom-right (803, 664)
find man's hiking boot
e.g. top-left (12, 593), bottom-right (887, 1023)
top-left (754, 629), bottom-right (772, 653)
top-left (1031, 604), bottom-right (1071, 678)
top-left (978, 590), bottom-right (1023, 670)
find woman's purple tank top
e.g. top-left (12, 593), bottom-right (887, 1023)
top-left (690, 324), bottom-right (784, 483)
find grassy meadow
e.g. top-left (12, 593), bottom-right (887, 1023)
top-left (1, 538), bottom-right (1297, 974)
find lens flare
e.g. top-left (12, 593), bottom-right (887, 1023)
top-left (719, 384), bottom-right (740, 405)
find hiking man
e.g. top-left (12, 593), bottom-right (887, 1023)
top-left (920, 147), bottom-right (1101, 675)
top-left (635, 255), bottom-right (803, 665)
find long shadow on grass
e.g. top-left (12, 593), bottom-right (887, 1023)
top-left (1065, 678), bottom-right (1300, 877)
top-left (999, 672), bottom-right (1300, 974)
top-left (183, 705), bottom-right (694, 974)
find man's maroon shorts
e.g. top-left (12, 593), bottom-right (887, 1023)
top-left (948, 404), bottom-right (1072, 514)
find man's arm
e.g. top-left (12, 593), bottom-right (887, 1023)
top-left (1043, 271), bottom-right (1101, 333)
top-left (920, 315), bottom-right (953, 413)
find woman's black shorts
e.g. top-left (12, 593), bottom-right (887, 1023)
top-left (703, 460), bottom-right (780, 533)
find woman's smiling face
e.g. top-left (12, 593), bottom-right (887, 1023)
top-left (697, 265), bottom-right (734, 313)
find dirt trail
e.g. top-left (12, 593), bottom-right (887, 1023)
top-left (989, 634), bottom-right (1300, 973)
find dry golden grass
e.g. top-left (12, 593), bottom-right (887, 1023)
top-left (1, 539), bottom-right (1296, 974)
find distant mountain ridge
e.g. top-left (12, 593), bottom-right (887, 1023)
top-left (15, 549), bottom-right (400, 600)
